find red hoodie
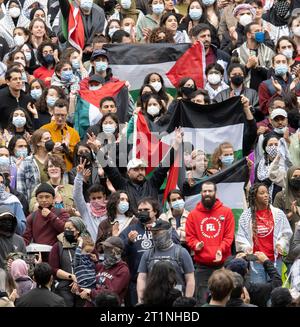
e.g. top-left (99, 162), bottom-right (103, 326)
top-left (185, 199), bottom-right (235, 266)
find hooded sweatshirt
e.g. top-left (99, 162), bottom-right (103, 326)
top-left (185, 199), bottom-right (235, 266)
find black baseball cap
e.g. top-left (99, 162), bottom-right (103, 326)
top-left (90, 49), bottom-right (109, 61)
top-left (150, 219), bottom-right (171, 231)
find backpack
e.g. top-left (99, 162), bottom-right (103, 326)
top-left (145, 244), bottom-right (184, 275)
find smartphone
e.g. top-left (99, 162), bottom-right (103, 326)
top-left (245, 254), bottom-right (258, 261)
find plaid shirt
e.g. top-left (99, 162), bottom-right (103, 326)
top-left (16, 156), bottom-right (41, 202)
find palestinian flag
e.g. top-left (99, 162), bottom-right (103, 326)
top-left (103, 42), bottom-right (206, 101)
top-left (61, 1), bottom-right (85, 51)
top-left (163, 97), bottom-right (248, 228)
top-left (74, 80), bottom-right (127, 139)
top-left (183, 158), bottom-right (249, 231)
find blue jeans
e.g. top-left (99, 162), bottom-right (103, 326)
top-left (249, 258), bottom-right (282, 284)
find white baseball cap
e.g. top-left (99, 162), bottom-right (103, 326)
top-left (270, 108), bottom-right (287, 120)
top-left (127, 158), bottom-right (147, 171)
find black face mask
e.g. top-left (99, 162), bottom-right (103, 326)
top-left (181, 87), bottom-right (195, 97)
top-left (231, 75), bottom-right (244, 87)
top-left (45, 140), bottom-right (55, 152)
top-left (64, 230), bottom-right (76, 243)
top-left (141, 92), bottom-right (152, 104)
top-left (0, 218), bottom-right (14, 234)
top-left (137, 211), bottom-right (151, 224)
top-left (78, 152), bottom-right (93, 166)
top-left (290, 177), bottom-right (300, 189)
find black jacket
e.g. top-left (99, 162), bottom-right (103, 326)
top-left (245, 260), bottom-right (282, 307)
top-left (0, 86), bottom-right (33, 129)
top-left (103, 148), bottom-right (175, 213)
top-left (15, 287), bottom-right (66, 307)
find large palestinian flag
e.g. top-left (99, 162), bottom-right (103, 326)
top-left (103, 42), bottom-right (206, 100)
top-left (183, 158), bottom-right (248, 231)
top-left (164, 97), bottom-right (248, 228)
top-left (74, 80), bottom-right (127, 139)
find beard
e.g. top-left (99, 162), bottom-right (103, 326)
top-left (202, 195), bottom-right (216, 209)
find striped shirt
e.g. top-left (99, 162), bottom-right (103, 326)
top-left (73, 247), bottom-right (96, 288)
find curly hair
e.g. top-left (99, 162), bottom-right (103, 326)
top-left (248, 183), bottom-right (271, 241)
top-left (211, 142), bottom-right (234, 170)
top-left (149, 27), bottom-right (175, 43)
top-left (106, 190), bottom-right (133, 221)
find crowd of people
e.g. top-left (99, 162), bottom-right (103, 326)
top-left (0, 0), bottom-right (300, 308)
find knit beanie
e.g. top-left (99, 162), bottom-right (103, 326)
top-left (35, 183), bottom-right (55, 197)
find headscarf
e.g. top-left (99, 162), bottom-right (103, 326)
top-left (284, 166), bottom-right (300, 211)
top-left (10, 259), bottom-right (28, 279)
top-left (68, 216), bottom-right (90, 237)
top-left (233, 4), bottom-right (256, 18)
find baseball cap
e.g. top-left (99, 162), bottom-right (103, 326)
top-left (88, 74), bottom-right (105, 84)
top-left (101, 236), bottom-right (124, 250)
top-left (90, 49), bottom-right (109, 61)
top-left (150, 219), bottom-right (171, 231)
top-left (0, 205), bottom-right (14, 218)
top-left (127, 158), bottom-right (147, 171)
top-left (270, 108), bottom-right (287, 120)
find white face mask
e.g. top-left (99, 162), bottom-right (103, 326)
top-left (150, 81), bottom-right (162, 92)
top-left (123, 26), bottom-right (132, 34)
top-left (207, 73), bottom-right (221, 85)
top-left (24, 51), bottom-right (32, 62)
top-left (102, 123), bottom-right (116, 134)
top-left (9, 7), bottom-right (21, 18)
top-left (14, 35), bottom-right (25, 46)
top-left (282, 49), bottom-right (293, 59)
top-left (239, 14), bottom-right (253, 26)
top-left (121, 0), bottom-right (131, 9)
top-left (293, 26), bottom-right (300, 37)
top-left (109, 27), bottom-right (119, 38)
top-left (147, 105), bottom-right (160, 116)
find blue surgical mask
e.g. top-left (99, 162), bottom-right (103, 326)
top-left (71, 59), bottom-right (80, 70)
top-left (61, 70), bottom-right (74, 82)
top-left (12, 116), bottom-right (26, 128)
top-left (118, 201), bottom-right (129, 214)
top-left (21, 72), bottom-right (27, 82)
top-left (221, 155), bottom-right (234, 166)
top-left (171, 199), bottom-right (185, 210)
top-left (30, 88), bottom-right (42, 100)
top-left (95, 61), bottom-right (108, 72)
top-left (189, 8), bottom-right (202, 20)
top-left (15, 148), bottom-right (28, 158)
top-left (275, 64), bottom-right (288, 76)
top-left (152, 3), bottom-right (164, 15)
top-left (0, 156), bottom-right (10, 167)
top-left (46, 96), bottom-right (57, 107)
top-left (202, 0), bottom-right (215, 5)
top-left (102, 123), bottom-right (116, 134)
top-left (254, 31), bottom-right (265, 43)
